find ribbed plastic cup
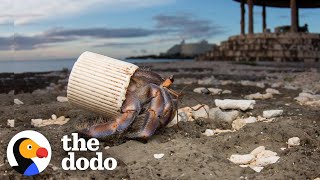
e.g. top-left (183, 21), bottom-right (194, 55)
top-left (67, 51), bottom-right (139, 117)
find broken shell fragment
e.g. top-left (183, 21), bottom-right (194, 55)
top-left (7, 119), bottom-right (14, 128)
top-left (202, 129), bottom-right (215, 136)
top-left (154, 153), bottom-right (164, 159)
top-left (14, 98), bottom-right (24, 105)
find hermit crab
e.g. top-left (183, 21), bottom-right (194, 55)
top-left (67, 52), bottom-right (179, 140)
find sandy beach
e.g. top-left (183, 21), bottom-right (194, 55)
top-left (0, 61), bottom-right (319, 179)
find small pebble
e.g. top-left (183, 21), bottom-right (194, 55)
top-left (154, 153), bottom-right (165, 159)
top-left (57, 96), bottom-right (68, 102)
top-left (14, 98), bottom-right (24, 105)
top-left (287, 137), bottom-right (300, 147)
top-left (202, 129), bottom-right (214, 136)
top-left (7, 119), bottom-right (14, 127)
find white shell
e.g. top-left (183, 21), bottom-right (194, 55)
top-left (67, 52), bottom-right (138, 117)
top-left (229, 154), bottom-right (255, 164)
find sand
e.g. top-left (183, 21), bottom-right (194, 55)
top-left (0, 61), bottom-right (319, 179)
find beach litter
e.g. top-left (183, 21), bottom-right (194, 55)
top-left (215, 99), bottom-right (256, 111)
top-left (229, 146), bottom-right (280, 172)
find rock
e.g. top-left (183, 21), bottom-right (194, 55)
top-left (7, 119), bottom-right (14, 128)
top-left (57, 96), bottom-right (68, 102)
top-left (198, 76), bottom-right (216, 85)
top-left (287, 137), bottom-right (300, 147)
top-left (8, 90), bottom-right (15, 95)
top-left (207, 88), bottom-right (222, 95)
top-left (232, 118), bottom-right (246, 130)
top-left (240, 80), bottom-right (256, 86)
top-left (191, 104), bottom-right (210, 119)
top-left (265, 88), bottom-right (280, 95)
top-left (193, 87), bottom-right (208, 94)
top-left (295, 92), bottom-right (320, 106)
top-left (245, 92), bottom-right (273, 100)
top-left (250, 146), bottom-right (266, 156)
top-left (215, 99), bottom-right (256, 111)
top-left (154, 153), bottom-right (164, 159)
top-left (254, 156), bottom-right (280, 167)
top-left (167, 107), bottom-right (194, 127)
top-left (212, 129), bottom-right (234, 135)
top-left (14, 98), bottom-right (24, 105)
top-left (220, 80), bottom-right (235, 86)
top-left (222, 90), bottom-right (232, 94)
top-left (256, 82), bottom-right (265, 88)
top-left (271, 82), bottom-right (283, 88)
top-left (243, 116), bottom-right (257, 124)
top-left (229, 154), bottom-right (255, 165)
top-left (209, 108), bottom-right (239, 123)
top-left (51, 114), bottom-right (57, 120)
top-left (263, 110), bottom-right (283, 118)
top-left (230, 146), bottom-right (280, 173)
top-left (250, 166), bottom-right (264, 173)
top-left (31, 119), bottom-right (43, 127)
top-left (202, 129), bottom-right (214, 136)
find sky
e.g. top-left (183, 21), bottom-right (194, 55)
top-left (1, 0), bottom-right (320, 61)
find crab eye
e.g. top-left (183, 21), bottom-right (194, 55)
top-left (169, 75), bottom-right (174, 82)
top-left (27, 145), bottom-right (32, 150)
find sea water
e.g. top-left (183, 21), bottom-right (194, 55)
top-left (0, 58), bottom-right (192, 73)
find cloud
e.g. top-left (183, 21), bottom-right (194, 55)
top-left (3, 0), bottom-right (174, 25)
top-left (0, 36), bottom-right (14, 50)
top-left (45, 27), bottom-right (162, 38)
top-left (153, 13), bottom-right (225, 38)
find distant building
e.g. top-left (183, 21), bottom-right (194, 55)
top-left (162, 40), bottom-right (216, 57)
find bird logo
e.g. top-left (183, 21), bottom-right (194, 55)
top-left (7, 130), bottom-right (51, 176)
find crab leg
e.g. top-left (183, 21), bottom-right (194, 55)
top-left (126, 84), bottom-right (165, 140)
top-left (159, 87), bottom-right (176, 127)
top-left (78, 94), bottom-right (141, 138)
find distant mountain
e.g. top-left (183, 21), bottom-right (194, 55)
top-left (127, 40), bottom-right (216, 59)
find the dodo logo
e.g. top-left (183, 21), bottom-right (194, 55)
top-left (7, 130), bottom-right (52, 176)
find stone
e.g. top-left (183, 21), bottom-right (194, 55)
top-left (154, 153), bottom-right (164, 159)
top-left (240, 80), bottom-right (256, 86)
top-left (271, 82), bottom-right (283, 88)
top-left (202, 129), bottom-right (215, 136)
top-left (265, 88), bottom-right (280, 95)
top-left (263, 110), bottom-right (283, 118)
top-left (256, 82), bottom-right (265, 88)
top-left (31, 119), bottom-right (43, 127)
top-left (243, 116), bottom-right (257, 124)
top-left (207, 88), bottom-right (222, 95)
top-left (245, 92), bottom-right (273, 100)
top-left (295, 92), bottom-right (320, 106)
top-left (229, 154), bottom-right (255, 165)
top-left (191, 104), bottom-right (210, 119)
top-left (7, 119), bottom-right (14, 128)
top-left (254, 156), bottom-right (280, 167)
top-left (209, 108), bottom-right (239, 123)
top-left (232, 118), bottom-right (246, 130)
top-left (250, 146), bottom-right (266, 156)
top-left (222, 90), bottom-right (232, 94)
top-left (14, 99), bottom-right (24, 105)
top-left (193, 87), bottom-right (208, 94)
top-left (57, 96), bottom-right (68, 102)
top-left (287, 137), bottom-right (300, 147)
top-left (167, 107), bottom-right (194, 127)
top-left (215, 99), bottom-right (256, 111)
top-left (220, 80), bottom-right (235, 86)
top-left (51, 114), bottom-right (57, 120)
top-left (250, 166), bottom-right (264, 173)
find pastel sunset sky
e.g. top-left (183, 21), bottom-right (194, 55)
top-left (1, 0), bottom-right (320, 61)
